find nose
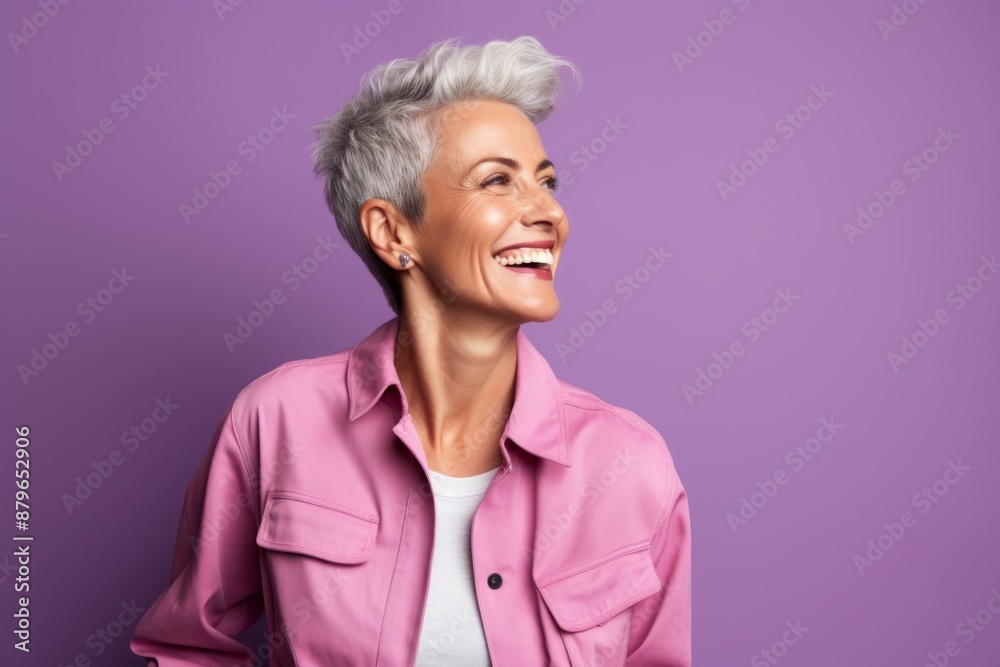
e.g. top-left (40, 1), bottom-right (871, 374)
top-left (522, 182), bottom-right (567, 231)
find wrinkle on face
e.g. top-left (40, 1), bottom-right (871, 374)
top-left (409, 99), bottom-right (568, 324)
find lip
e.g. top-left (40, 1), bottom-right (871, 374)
top-left (501, 264), bottom-right (553, 280)
top-left (493, 239), bottom-right (556, 254)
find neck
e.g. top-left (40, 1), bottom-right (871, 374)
top-left (394, 306), bottom-right (517, 466)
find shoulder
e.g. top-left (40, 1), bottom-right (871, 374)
top-left (559, 380), bottom-right (665, 440)
top-left (555, 378), bottom-right (683, 525)
top-left (558, 378), bottom-right (675, 468)
top-left (230, 348), bottom-right (352, 421)
top-left (528, 377), bottom-right (684, 576)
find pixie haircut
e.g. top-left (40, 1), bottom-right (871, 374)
top-left (311, 35), bottom-right (580, 315)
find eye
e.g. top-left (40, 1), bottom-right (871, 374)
top-left (482, 172), bottom-right (511, 187)
top-left (543, 175), bottom-right (560, 192)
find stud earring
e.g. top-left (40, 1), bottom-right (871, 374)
top-left (399, 252), bottom-right (410, 268)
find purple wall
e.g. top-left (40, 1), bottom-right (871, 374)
top-left (3, 1), bottom-right (999, 665)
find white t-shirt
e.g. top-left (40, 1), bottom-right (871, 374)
top-left (414, 464), bottom-right (500, 666)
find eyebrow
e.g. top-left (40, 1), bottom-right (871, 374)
top-left (471, 156), bottom-right (556, 173)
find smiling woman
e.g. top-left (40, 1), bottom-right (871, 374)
top-left (377, 97), bottom-right (568, 326)
top-left (130, 35), bottom-right (691, 666)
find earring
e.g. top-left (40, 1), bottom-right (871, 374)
top-left (399, 252), bottom-right (411, 268)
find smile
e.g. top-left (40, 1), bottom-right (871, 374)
top-left (492, 248), bottom-right (554, 281)
top-left (492, 248), bottom-right (553, 268)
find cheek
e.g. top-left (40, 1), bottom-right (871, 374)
top-left (420, 196), bottom-right (515, 285)
top-left (456, 196), bottom-right (510, 233)
top-left (444, 199), bottom-right (511, 255)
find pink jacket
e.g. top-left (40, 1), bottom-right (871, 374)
top-left (130, 316), bottom-right (691, 666)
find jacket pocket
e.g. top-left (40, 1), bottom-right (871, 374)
top-left (255, 490), bottom-right (379, 564)
top-left (536, 544), bottom-right (661, 666)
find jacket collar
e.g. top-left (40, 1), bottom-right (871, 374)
top-left (346, 316), bottom-right (571, 467)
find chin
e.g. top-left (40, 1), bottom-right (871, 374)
top-left (517, 298), bottom-right (559, 324)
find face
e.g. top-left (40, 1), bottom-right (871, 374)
top-left (408, 99), bottom-right (568, 324)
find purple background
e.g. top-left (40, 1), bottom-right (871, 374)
top-left (3, 1), bottom-right (999, 665)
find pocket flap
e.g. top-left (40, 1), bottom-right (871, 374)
top-left (256, 490), bottom-right (378, 564)
top-left (536, 545), bottom-right (661, 632)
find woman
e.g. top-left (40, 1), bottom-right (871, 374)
top-left (131, 36), bottom-right (690, 666)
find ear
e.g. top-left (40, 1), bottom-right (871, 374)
top-left (359, 198), bottom-right (418, 269)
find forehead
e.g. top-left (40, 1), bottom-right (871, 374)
top-left (433, 100), bottom-right (544, 163)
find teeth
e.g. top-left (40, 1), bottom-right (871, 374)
top-left (493, 248), bottom-right (554, 267)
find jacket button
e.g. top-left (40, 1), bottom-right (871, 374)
top-left (487, 573), bottom-right (503, 590)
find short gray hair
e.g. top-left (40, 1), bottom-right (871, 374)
top-left (310, 35), bottom-right (581, 315)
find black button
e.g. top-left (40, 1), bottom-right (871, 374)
top-left (487, 573), bottom-right (503, 589)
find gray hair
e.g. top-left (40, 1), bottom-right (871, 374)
top-left (310, 35), bottom-right (581, 315)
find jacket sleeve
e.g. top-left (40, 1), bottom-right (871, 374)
top-left (130, 400), bottom-right (265, 666)
top-left (625, 462), bottom-right (692, 666)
